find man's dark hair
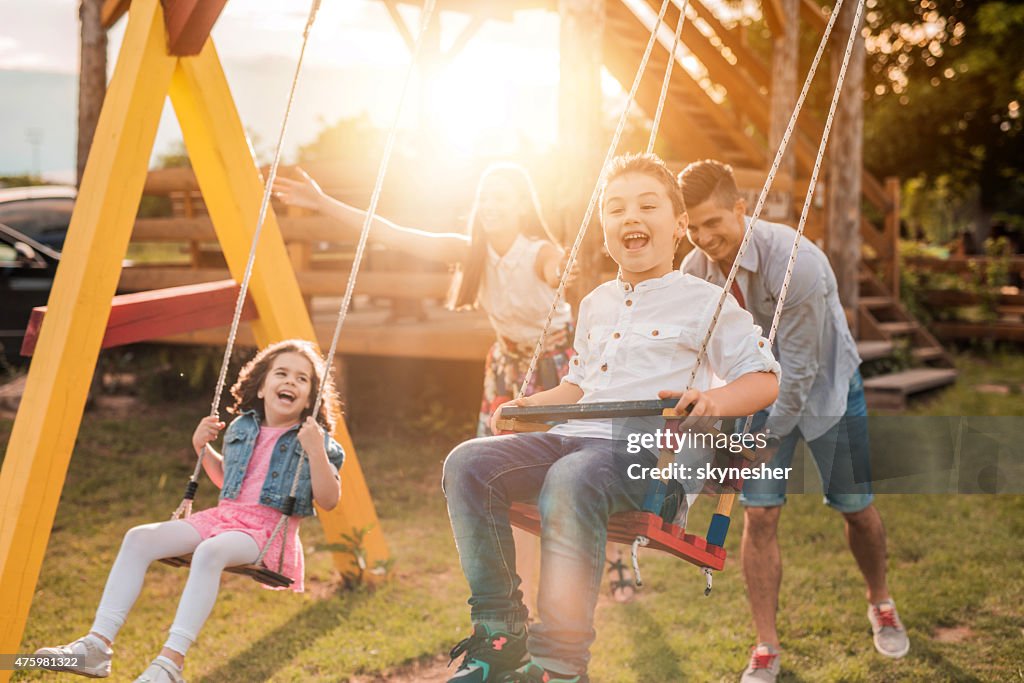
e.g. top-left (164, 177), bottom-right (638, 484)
top-left (677, 159), bottom-right (741, 211)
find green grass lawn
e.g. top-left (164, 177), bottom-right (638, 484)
top-left (4, 351), bottom-right (1024, 682)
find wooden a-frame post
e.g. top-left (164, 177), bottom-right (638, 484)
top-left (0, 0), bottom-right (386, 668)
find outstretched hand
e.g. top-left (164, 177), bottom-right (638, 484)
top-left (192, 415), bottom-right (225, 456)
top-left (272, 168), bottom-right (325, 212)
top-left (657, 388), bottom-right (720, 432)
top-left (557, 250), bottom-right (581, 286)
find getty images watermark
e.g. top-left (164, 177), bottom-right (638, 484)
top-left (623, 428), bottom-right (793, 484)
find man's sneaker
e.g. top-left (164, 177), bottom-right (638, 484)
top-left (868, 599), bottom-right (910, 658)
top-left (498, 661), bottom-right (589, 683)
top-left (34, 634), bottom-right (112, 678)
top-left (446, 623), bottom-right (528, 682)
top-left (133, 657), bottom-right (186, 683)
top-left (740, 643), bottom-right (781, 683)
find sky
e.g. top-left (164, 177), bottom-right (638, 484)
top-left (0, 0), bottom-right (577, 181)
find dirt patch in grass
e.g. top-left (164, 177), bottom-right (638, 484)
top-left (350, 654), bottom-right (452, 682)
top-left (933, 625), bottom-right (976, 643)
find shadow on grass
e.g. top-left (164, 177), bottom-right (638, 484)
top-left (621, 604), bottom-right (691, 681)
top-left (904, 634), bottom-right (986, 683)
top-left (195, 588), bottom-right (373, 683)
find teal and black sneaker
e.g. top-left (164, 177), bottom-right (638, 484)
top-left (446, 623), bottom-right (529, 682)
top-left (498, 661), bottom-right (589, 683)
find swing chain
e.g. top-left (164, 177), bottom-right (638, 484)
top-left (630, 535), bottom-right (650, 587)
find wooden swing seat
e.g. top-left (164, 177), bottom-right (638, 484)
top-left (159, 555), bottom-right (293, 589)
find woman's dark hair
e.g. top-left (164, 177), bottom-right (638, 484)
top-left (447, 163), bottom-right (559, 310)
top-left (227, 339), bottom-right (341, 431)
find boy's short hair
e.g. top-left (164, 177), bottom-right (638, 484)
top-left (677, 159), bottom-right (741, 211)
top-left (600, 153), bottom-right (686, 218)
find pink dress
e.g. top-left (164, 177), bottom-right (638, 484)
top-left (185, 425), bottom-right (305, 592)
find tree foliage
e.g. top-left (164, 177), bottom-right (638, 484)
top-left (862, 0), bottom-right (1024, 220)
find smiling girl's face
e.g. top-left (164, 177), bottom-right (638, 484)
top-left (258, 351), bottom-right (315, 427)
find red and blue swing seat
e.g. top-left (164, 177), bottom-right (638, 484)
top-left (497, 399), bottom-right (752, 573)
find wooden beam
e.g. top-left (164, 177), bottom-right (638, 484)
top-left (800, 0), bottom-right (829, 30)
top-left (382, 0), bottom-right (418, 53)
top-left (117, 267), bottom-right (453, 299)
top-left (0, 0), bottom-right (176, 670)
top-left (440, 14), bottom-right (486, 68)
top-left (20, 280), bottom-right (257, 357)
top-left (762, 0), bottom-right (786, 36)
top-left (100, 0), bottom-right (131, 29)
top-left (690, 0), bottom-right (770, 88)
top-left (163, 0), bottom-right (230, 56)
top-left (170, 42), bottom-right (389, 576)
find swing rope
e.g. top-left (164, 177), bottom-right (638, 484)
top-left (647, 0), bottom-right (690, 155)
top-left (172, 0), bottom-right (323, 521)
top-left (255, 0), bottom-right (440, 569)
top-left (742, 0), bottom-right (866, 433)
top-left (640, 0), bottom-right (857, 578)
top-left (516, 0), bottom-right (675, 399)
top-left (684, 0), bottom-right (848, 392)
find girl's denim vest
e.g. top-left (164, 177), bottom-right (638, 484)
top-left (219, 411), bottom-right (345, 517)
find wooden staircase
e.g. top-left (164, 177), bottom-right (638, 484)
top-left (857, 267), bottom-right (957, 409)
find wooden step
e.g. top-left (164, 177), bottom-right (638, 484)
top-left (859, 296), bottom-right (893, 310)
top-left (857, 340), bottom-right (894, 362)
top-left (863, 368), bottom-right (958, 410)
top-left (878, 321), bottom-right (919, 336)
top-left (911, 347), bottom-right (946, 362)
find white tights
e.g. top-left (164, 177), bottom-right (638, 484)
top-left (90, 520), bottom-right (259, 656)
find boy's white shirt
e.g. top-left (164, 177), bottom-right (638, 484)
top-left (548, 270), bottom-right (780, 484)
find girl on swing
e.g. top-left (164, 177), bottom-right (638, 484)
top-left (274, 166), bottom-right (635, 602)
top-left (35, 339), bottom-right (345, 683)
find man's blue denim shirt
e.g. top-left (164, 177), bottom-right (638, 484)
top-left (219, 410), bottom-right (345, 517)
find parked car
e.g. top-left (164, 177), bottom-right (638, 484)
top-left (0, 221), bottom-right (61, 362)
top-left (0, 185), bottom-right (76, 252)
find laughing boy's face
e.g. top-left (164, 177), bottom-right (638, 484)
top-left (602, 172), bottom-right (687, 286)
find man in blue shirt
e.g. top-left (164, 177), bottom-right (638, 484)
top-left (679, 160), bottom-right (909, 682)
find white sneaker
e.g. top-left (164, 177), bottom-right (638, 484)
top-left (739, 643), bottom-right (781, 682)
top-left (34, 634), bottom-right (112, 678)
top-left (868, 599), bottom-right (910, 658)
top-left (134, 657), bottom-right (186, 683)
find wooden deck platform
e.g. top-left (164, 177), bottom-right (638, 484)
top-left (161, 298), bottom-right (497, 362)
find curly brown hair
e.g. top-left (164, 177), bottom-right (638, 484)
top-left (227, 339), bottom-right (341, 431)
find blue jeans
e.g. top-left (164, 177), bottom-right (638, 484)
top-left (741, 370), bottom-right (874, 513)
top-left (442, 432), bottom-right (663, 675)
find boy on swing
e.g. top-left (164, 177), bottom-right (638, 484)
top-left (442, 153), bottom-right (781, 683)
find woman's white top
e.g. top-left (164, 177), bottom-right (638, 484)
top-left (478, 234), bottom-right (572, 345)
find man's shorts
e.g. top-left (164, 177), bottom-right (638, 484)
top-left (740, 370), bottom-right (874, 513)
